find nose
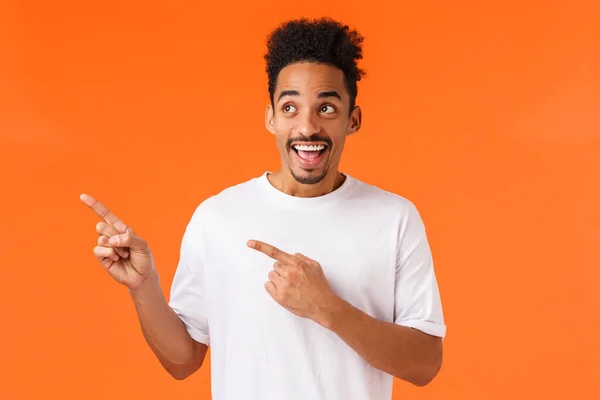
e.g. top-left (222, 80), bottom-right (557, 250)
top-left (295, 109), bottom-right (321, 137)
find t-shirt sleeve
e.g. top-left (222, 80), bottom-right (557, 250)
top-left (168, 207), bottom-right (210, 346)
top-left (393, 202), bottom-right (447, 339)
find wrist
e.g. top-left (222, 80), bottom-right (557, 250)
top-left (129, 271), bottom-right (161, 297)
top-left (315, 293), bottom-right (347, 330)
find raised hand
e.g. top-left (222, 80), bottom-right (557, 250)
top-left (80, 193), bottom-right (156, 291)
top-left (246, 240), bottom-right (341, 324)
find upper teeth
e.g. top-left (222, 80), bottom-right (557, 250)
top-left (294, 144), bottom-right (326, 151)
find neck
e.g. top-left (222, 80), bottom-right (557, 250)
top-left (268, 168), bottom-right (346, 198)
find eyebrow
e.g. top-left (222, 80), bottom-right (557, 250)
top-left (277, 90), bottom-right (299, 102)
top-left (277, 90), bottom-right (342, 102)
top-left (317, 91), bottom-right (341, 100)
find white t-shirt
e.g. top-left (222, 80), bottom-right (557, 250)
top-left (168, 171), bottom-right (446, 400)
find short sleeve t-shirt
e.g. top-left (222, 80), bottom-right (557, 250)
top-left (169, 172), bottom-right (446, 400)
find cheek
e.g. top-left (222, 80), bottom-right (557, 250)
top-left (324, 118), bottom-right (349, 135)
top-left (274, 132), bottom-right (291, 155)
top-left (273, 116), bottom-right (293, 133)
top-left (330, 139), bottom-right (346, 155)
top-left (327, 126), bottom-right (348, 147)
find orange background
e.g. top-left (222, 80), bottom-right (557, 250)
top-left (1, 0), bottom-right (599, 398)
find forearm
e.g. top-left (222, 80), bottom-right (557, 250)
top-left (129, 273), bottom-right (206, 370)
top-left (319, 297), bottom-right (442, 386)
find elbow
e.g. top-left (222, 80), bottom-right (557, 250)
top-left (165, 362), bottom-right (200, 380)
top-left (410, 372), bottom-right (437, 387)
top-left (168, 368), bottom-right (192, 381)
top-left (162, 356), bottom-right (204, 381)
top-left (408, 367), bottom-right (440, 387)
top-left (405, 350), bottom-right (443, 387)
top-left (163, 342), bottom-right (207, 380)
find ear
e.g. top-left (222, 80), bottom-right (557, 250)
top-left (265, 103), bottom-right (276, 134)
top-left (346, 105), bottom-right (362, 136)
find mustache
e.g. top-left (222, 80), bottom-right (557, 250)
top-left (286, 135), bottom-right (332, 150)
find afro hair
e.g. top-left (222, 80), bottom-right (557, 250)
top-left (264, 17), bottom-right (366, 112)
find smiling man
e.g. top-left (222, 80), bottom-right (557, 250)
top-left (81, 17), bottom-right (446, 400)
top-left (269, 64), bottom-right (352, 192)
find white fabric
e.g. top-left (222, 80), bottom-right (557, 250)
top-left (169, 171), bottom-right (446, 400)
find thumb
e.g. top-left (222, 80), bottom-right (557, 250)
top-left (109, 228), bottom-right (148, 252)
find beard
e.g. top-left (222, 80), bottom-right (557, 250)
top-left (285, 134), bottom-right (333, 184)
top-left (289, 165), bottom-right (329, 184)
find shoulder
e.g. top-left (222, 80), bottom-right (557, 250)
top-left (350, 176), bottom-right (422, 220)
top-left (350, 178), bottom-right (431, 256)
top-left (186, 174), bottom-right (263, 228)
top-left (348, 177), bottom-right (429, 243)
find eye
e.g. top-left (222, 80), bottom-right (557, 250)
top-left (319, 104), bottom-right (336, 114)
top-left (282, 104), bottom-right (297, 113)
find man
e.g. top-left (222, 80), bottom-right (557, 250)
top-left (81, 17), bottom-right (446, 400)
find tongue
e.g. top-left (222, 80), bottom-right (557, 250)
top-left (298, 150), bottom-right (320, 160)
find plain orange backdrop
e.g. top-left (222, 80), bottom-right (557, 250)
top-left (1, 0), bottom-right (599, 399)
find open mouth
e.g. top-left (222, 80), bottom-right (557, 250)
top-left (291, 143), bottom-right (329, 169)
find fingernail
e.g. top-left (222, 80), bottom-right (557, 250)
top-left (110, 237), bottom-right (119, 245)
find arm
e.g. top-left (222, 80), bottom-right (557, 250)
top-left (80, 193), bottom-right (208, 381)
top-left (318, 205), bottom-right (445, 386)
top-left (129, 272), bottom-right (208, 380)
top-left (248, 201), bottom-right (446, 387)
top-left (318, 296), bottom-right (442, 386)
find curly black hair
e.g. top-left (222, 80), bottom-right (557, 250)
top-left (264, 17), bottom-right (366, 112)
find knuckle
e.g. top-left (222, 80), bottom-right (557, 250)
top-left (95, 222), bottom-right (105, 232)
top-left (291, 274), bottom-right (303, 286)
top-left (274, 291), bottom-right (285, 302)
top-left (268, 247), bottom-right (279, 259)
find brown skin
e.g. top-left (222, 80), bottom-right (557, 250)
top-left (246, 240), bottom-right (443, 387)
top-left (80, 61), bottom-right (442, 385)
top-left (256, 62), bottom-right (443, 386)
top-left (265, 62), bottom-right (362, 198)
top-left (80, 194), bottom-right (207, 380)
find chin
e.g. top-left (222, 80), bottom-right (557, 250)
top-left (290, 167), bottom-right (329, 185)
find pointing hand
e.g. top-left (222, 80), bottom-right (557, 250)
top-left (247, 240), bottom-right (340, 324)
top-left (81, 193), bottom-right (156, 291)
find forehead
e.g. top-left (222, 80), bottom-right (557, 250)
top-left (275, 62), bottom-right (347, 98)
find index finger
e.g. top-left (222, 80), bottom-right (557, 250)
top-left (247, 240), bottom-right (296, 264)
top-left (80, 193), bottom-right (128, 233)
